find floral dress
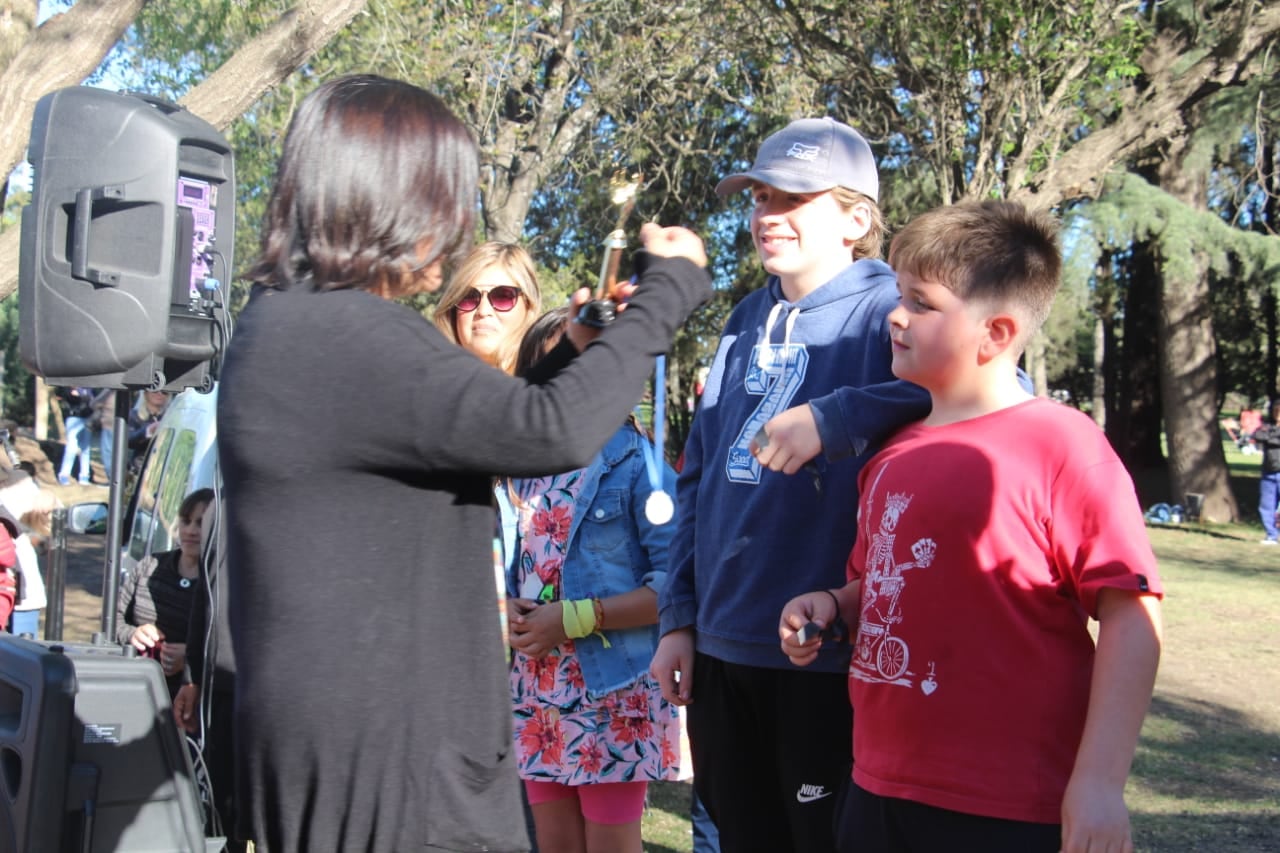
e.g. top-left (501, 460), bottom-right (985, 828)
top-left (509, 470), bottom-right (680, 786)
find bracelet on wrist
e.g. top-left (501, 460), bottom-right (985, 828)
top-left (821, 589), bottom-right (849, 643)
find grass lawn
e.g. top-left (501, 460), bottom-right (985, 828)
top-left (642, 444), bottom-right (1280, 852)
top-left (1128, 522), bottom-right (1280, 851)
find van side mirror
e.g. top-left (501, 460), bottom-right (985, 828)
top-left (67, 502), bottom-right (109, 535)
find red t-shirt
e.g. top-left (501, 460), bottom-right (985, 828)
top-left (0, 523), bottom-right (17, 627)
top-left (846, 399), bottom-right (1162, 824)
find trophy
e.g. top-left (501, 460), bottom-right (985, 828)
top-left (576, 171), bottom-right (642, 328)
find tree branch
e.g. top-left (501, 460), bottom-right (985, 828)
top-left (1013, 0), bottom-right (1280, 211)
top-left (0, 0), bottom-right (144, 181)
top-left (179, 0), bottom-right (369, 131)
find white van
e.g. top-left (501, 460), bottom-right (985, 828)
top-left (118, 387), bottom-right (218, 573)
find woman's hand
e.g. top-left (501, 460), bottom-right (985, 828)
top-left (160, 641), bottom-right (187, 677)
top-left (129, 623), bottom-right (163, 653)
top-left (639, 222), bottom-right (707, 267)
top-left (563, 280), bottom-right (639, 352)
top-left (173, 683), bottom-right (200, 733)
top-left (508, 600), bottom-right (568, 659)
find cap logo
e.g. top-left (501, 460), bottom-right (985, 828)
top-left (786, 142), bottom-right (821, 162)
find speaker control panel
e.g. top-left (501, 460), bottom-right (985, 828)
top-left (177, 176), bottom-right (216, 308)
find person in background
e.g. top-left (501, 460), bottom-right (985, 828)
top-left (91, 389), bottom-right (116, 478)
top-left (173, 497), bottom-right (247, 852)
top-left (1251, 402), bottom-right (1280, 545)
top-left (7, 532), bottom-right (46, 637)
top-left (127, 390), bottom-right (171, 471)
top-left (216, 74), bottom-right (709, 853)
top-left (504, 307), bottom-right (680, 853)
top-left (115, 488), bottom-right (214, 698)
top-left (779, 201), bottom-right (1163, 853)
top-left (438, 241), bottom-right (547, 851)
top-left (434, 241), bottom-right (543, 375)
top-left (56, 386), bottom-right (96, 485)
top-left (1, 462), bottom-right (56, 637)
top-left (0, 460), bottom-right (56, 634)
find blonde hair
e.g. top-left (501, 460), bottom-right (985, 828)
top-left (830, 186), bottom-right (885, 260)
top-left (433, 242), bottom-right (542, 374)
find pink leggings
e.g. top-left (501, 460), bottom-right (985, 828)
top-left (524, 779), bottom-right (648, 825)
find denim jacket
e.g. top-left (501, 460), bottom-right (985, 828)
top-left (499, 424), bottom-right (677, 696)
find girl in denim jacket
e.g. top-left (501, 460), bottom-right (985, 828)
top-left (502, 308), bottom-right (680, 853)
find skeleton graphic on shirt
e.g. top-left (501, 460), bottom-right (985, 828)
top-left (852, 469), bottom-right (936, 687)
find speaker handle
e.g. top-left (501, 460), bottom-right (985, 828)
top-left (125, 90), bottom-right (183, 115)
top-left (71, 186), bottom-right (124, 286)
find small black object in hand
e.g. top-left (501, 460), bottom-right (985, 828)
top-left (576, 299), bottom-right (617, 329)
top-left (796, 621), bottom-right (822, 644)
top-left (796, 617), bottom-right (848, 645)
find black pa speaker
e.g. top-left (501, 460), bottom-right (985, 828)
top-left (0, 636), bottom-right (218, 852)
top-left (18, 86), bottom-right (234, 392)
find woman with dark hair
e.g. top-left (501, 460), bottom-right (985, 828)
top-left (115, 488), bottom-right (215, 698)
top-left (217, 74), bottom-right (709, 853)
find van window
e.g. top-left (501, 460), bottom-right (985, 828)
top-left (127, 426), bottom-right (198, 561)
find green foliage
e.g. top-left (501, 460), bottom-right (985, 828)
top-left (1083, 173), bottom-right (1280, 283)
top-left (127, 0), bottom-right (292, 97)
top-left (765, 0), bottom-right (1153, 205)
top-left (1064, 172), bottom-right (1280, 412)
top-left (1211, 261), bottom-right (1271, 405)
top-left (0, 295), bottom-right (34, 423)
top-left (97, 0), bottom-right (1277, 445)
top-left (0, 191), bottom-right (32, 421)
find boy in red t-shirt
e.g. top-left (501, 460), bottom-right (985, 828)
top-left (774, 201), bottom-right (1163, 853)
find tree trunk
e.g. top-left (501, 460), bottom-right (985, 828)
top-left (1092, 313), bottom-right (1106, 428)
top-left (1156, 140), bottom-right (1239, 523)
top-left (1109, 242), bottom-right (1165, 473)
top-left (178, 0), bottom-right (369, 132)
top-left (0, 1), bottom-right (37, 70)
top-left (37, 376), bottom-right (57, 441)
top-left (0, 0), bottom-right (143, 184)
top-left (1025, 333), bottom-right (1048, 396)
top-left (664, 355), bottom-right (682, 466)
top-left (1265, 289), bottom-right (1278, 403)
top-left (1091, 252), bottom-right (1118, 430)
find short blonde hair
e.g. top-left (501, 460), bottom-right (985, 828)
top-left (831, 186), bottom-right (885, 260)
top-left (433, 242), bottom-right (543, 375)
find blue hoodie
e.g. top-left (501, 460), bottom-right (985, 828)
top-left (659, 258), bottom-right (931, 672)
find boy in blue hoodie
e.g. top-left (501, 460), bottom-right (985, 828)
top-left (652, 118), bottom-right (930, 852)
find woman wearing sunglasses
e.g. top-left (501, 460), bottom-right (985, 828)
top-left (216, 74), bottom-right (710, 853)
top-left (434, 242), bottom-right (542, 375)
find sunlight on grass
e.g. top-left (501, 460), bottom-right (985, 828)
top-left (1127, 523), bottom-right (1280, 851)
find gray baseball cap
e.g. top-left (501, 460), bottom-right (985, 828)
top-left (715, 117), bottom-right (879, 201)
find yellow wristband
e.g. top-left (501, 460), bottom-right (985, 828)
top-left (561, 599), bottom-right (597, 639)
top-left (561, 598), bottom-right (612, 648)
